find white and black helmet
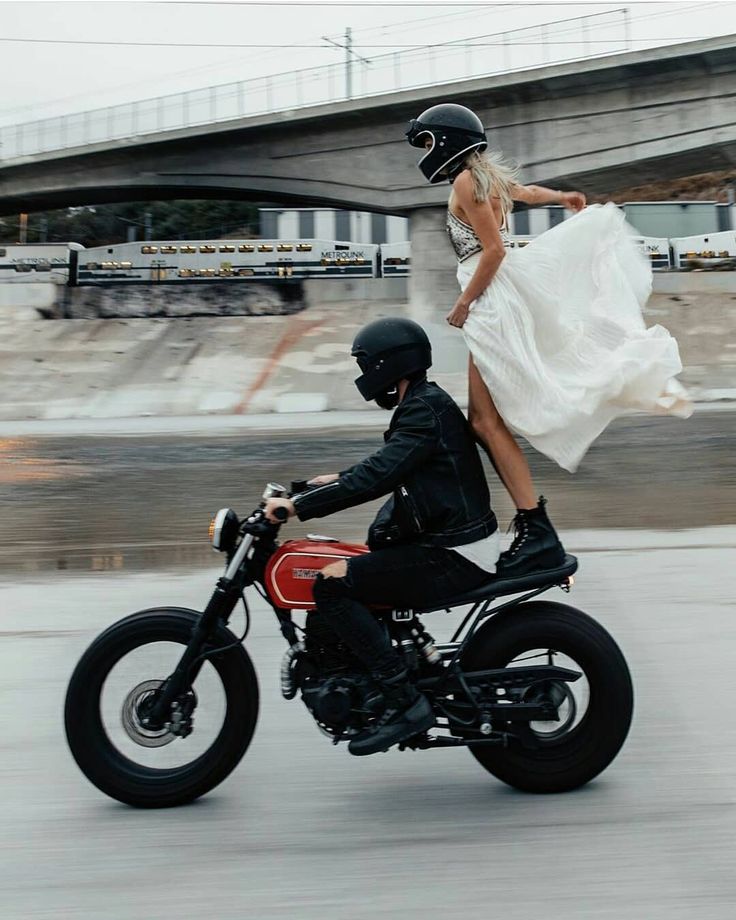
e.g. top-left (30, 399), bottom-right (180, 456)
top-left (405, 103), bottom-right (487, 184)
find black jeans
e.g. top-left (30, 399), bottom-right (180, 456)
top-left (311, 544), bottom-right (490, 678)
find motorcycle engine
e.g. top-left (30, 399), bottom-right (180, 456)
top-left (306, 677), bottom-right (356, 727)
top-left (295, 611), bottom-right (384, 735)
top-left (302, 674), bottom-right (383, 736)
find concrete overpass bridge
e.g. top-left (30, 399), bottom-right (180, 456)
top-left (2, 33), bottom-right (736, 310)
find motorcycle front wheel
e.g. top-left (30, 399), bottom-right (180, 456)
top-left (460, 600), bottom-right (633, 793)
top-left (65, 607), bottom-right (259, 808)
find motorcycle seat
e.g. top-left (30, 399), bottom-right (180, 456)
top-left (417, 554), bottom-right (579, 613)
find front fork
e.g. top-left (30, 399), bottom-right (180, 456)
top-left (147, 575), bottom-right (242, 727)
top-left (146, 527), bottom-right (297, 729)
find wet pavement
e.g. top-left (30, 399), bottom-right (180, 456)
top-left (0, 409), bottom-right (733, 574)
top-left (1, 539), bottom-right (735, 919)
top-left (1, 414), bottom-right (735, 919)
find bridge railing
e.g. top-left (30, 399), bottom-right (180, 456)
top-left (0, 9), bottom-right (629, 162)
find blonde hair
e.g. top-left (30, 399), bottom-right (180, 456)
top-left (465, 149), bottom-right (520, 220)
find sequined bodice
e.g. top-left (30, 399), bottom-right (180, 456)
top-left (446, 209), bottom-right (509, 262)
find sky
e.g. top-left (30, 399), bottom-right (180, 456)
top-left (2, 0), bottom-right (736, 130)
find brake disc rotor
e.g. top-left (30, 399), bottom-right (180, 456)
top-left (121, 679), bottom-right (176, 748)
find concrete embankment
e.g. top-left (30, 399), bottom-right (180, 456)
top-left (0, 275), bottom-right (733, 421)
top-left (0, 278), bottom-right (305, 320)
top-left (0, 277), bottom-right (407, 321)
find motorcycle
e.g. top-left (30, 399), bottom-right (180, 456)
top-left (65, 482), bottom-right (633, 808)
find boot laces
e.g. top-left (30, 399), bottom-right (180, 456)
top-left (505, 511), bottom-right (530, 557)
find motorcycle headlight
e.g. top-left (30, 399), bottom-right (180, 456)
top-left (209, 508), bottom-right (239, 553)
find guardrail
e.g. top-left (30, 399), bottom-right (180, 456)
top-left (0, 9), bottom-right (629, 162)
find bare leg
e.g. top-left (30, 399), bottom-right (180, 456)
top-left (468, 355), bottom-right (536, 511)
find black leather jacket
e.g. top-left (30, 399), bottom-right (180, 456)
top-left (293, 378), bottom-right (497, 548)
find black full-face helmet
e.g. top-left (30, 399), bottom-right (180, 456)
top-left (405, 102), bottom-right (487, 184)
top-left (351, 318), bottom-right (432, 409)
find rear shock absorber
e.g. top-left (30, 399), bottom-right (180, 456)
top-left (410, 620), bottom-right (442, 667)
top-left (396, 625), bottom-right (418, 670)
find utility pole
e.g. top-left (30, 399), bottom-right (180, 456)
top-left (19, 212), bottom-right (27, 244)
top-left (144, 211), bottom-right (153, 242)
top-left (345, 27), bottom-right (353, 100)
top-left (322, 27), bottom-right (371, 100)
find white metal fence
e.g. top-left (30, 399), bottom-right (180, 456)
top-left (0, 9), bottom-right (629, 162)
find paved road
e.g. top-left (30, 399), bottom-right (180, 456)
top-left (0, 418), bottom-right (734, 918)
top-left (1, 539), bottom-right (735, 920)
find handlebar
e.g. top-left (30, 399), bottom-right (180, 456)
top-left (239, 507), bottom-right (281, 537)
top-left (240, 479), bottom-right (322, 535)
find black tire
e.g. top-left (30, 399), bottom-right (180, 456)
top-left (64, 607), bottom-right (259, 808)
top-left (460, 600), bottom-right (633, 793)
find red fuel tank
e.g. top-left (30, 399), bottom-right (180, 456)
top-left (264, 537), bottom-right (369, 610)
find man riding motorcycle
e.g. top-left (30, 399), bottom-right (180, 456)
top-left (264, 317), bottom-right (501, 756)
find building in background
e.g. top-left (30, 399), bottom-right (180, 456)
top-left (259, 206), bottom-right (576, 244)
top-left (260, 202), bottom-right (734, 246)
top-left (622, 201), bottom-right (735, 238)
top-left (259, 208), bottom-right (408, 245)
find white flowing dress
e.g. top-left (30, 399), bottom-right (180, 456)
top-left (452, 202), bottom-right (693, 473)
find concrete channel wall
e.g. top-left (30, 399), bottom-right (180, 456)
top-left (0, 278), bottom-right (408, 320)
top-left (0, 275), bottom-right (733, 421)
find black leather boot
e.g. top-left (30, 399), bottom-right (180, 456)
top-left (348, 670), bottom-right (434, 757)
top-left (496, 496), bottom-right (566, 579)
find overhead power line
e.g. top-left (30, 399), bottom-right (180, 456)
top-left (0, 4), bottom-right (700, 118)
top-left (0, 36), bottom-right (714, 49)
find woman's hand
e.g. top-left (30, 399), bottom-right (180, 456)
top-left (560, 191), bottom-right (586, 212)
top-left (308, 473), bottom-right (339, 486)
top-left (446, 300), bottom-right (470, 328)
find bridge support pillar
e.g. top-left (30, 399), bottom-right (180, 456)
top-left (407, 206), bottom-right (470, 396)
top-left (407, 207), bottom-right (458, 323)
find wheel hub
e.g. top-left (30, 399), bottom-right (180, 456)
top-left (121, 680), bottom-right (197, 747)
top-left (525, 680), bottom-right (577, 739)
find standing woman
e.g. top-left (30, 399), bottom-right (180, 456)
top-left (406, 103), bottom-right (692, 578)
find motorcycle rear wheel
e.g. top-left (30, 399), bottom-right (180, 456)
top-left (459, 600), bottom-right (633, 793)
top-left (65, 607), bottom-right (258, 808)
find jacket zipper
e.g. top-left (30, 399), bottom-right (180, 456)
top-left (399, 486), bottom-right (422, 532)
